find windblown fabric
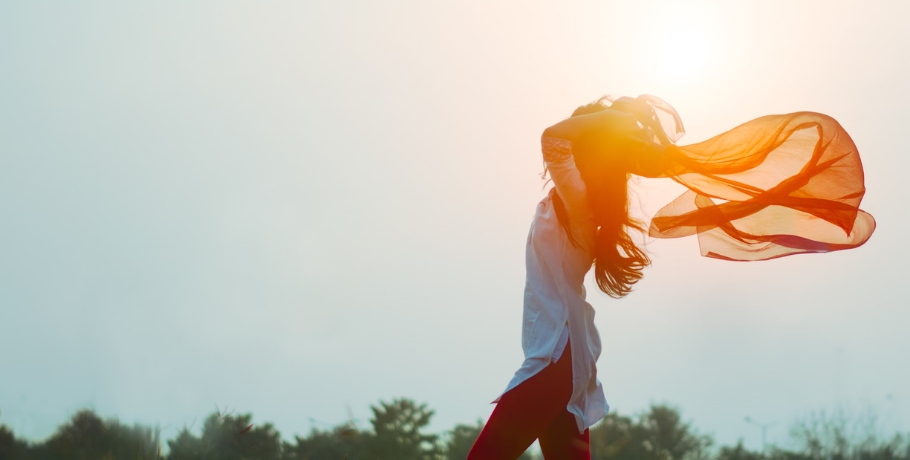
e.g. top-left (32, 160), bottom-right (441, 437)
top-left (613, 95), bottom-right (876, 261)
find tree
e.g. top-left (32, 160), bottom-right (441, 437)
top-left (445, 421), bottom-right (484, 460)
top-left (368, 398), bottom-right (441, 460)
top-left (717, 441), bottom-right (767, 460)
top-left (284, 422), bottom-right (370, 460)
top-left (0, 424), bottom-right (29, 460)
top-left (788, 408), bottom-right (910, 460)
top-left (26, 409), bottom-right (162, 460)
top-left (166, 408), bottom-right (281, 460)
top-left (590, 405), bottom-right (711, 460)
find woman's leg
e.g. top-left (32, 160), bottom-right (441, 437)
top-left (538, 410), bottom-right (590, 460)
top-left (466, 342), bottom-right (575, 460)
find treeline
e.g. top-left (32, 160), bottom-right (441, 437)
top-left (1, 398), bottom-right (908, 460)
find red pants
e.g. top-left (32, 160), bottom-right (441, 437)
top-left (467, 340), bottom-right (590, 460)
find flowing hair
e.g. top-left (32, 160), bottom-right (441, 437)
top-left (544, 98), bottom-right (652, 299)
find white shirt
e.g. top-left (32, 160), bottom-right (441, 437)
top-left (493, 137), bottom-right (609, 434)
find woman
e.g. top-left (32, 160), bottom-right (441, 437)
top-left (467, 95), bottom-right (875, 460)
top-left (466, 97), bottom-right (661, 460)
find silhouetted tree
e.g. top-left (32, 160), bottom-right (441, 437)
top-left (787, 409), bottom-right (910, 460)
top-left (717, 441), bottom-right (767, 460)
top-left (24, 409), bottom-right (162, 460)
top-left (166, 428), bottom-right (206, 460)
top-left (590, 405), bottom-right (711, 460)
top-left (166, 409), bottom-right (281, 460)
top-left (284, 422), bottom-right (370, 460)
top-left (0, 424), bottom-right (29, 460)
top-left (445, 421), bottom-right (484, 460)
top-left (368, 398), bottom-right (441, 460)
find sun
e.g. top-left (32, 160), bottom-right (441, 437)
top-left (638, 7), bottom-right (720, 87)
top-left (653, 26), bottom-right (713, 81)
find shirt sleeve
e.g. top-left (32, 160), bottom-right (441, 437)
top-left (542, 137), bottom-right (593, 222)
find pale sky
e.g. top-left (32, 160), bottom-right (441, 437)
top-left (1, 0), bottom-right (908, 453)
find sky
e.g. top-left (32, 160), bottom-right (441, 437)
top-left (1, 0), bottom-right (909, 453)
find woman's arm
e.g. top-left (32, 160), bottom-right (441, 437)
top-left (541, 107), bottom-right (643, 149)
top-left (541, 102), bottom-right (674, 222)
top-left (541, 137), bottom-right (592, 223)
top-left (543, 105), bottom-right (667, 176)
top-left (539, 107), bottom-right (649, 221)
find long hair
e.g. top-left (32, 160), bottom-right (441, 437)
top-left (546, 98), bottom-right (651, 299)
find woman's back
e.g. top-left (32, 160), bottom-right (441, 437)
top-left (493, 136), bottom-right (609, 436)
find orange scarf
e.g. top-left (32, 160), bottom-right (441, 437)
top-left (615, 95), bottom-right (875, 261)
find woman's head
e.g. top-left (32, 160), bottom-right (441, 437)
top-left (551, 96), bottom-right (654, 298)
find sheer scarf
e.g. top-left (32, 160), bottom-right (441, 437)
top-left (609, 95), bottom-right (875, 261)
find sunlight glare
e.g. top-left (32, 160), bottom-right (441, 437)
top-left (639, 6), bottom-right (720, 87)
top-left (654, 26), bottom-right (712, 80)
